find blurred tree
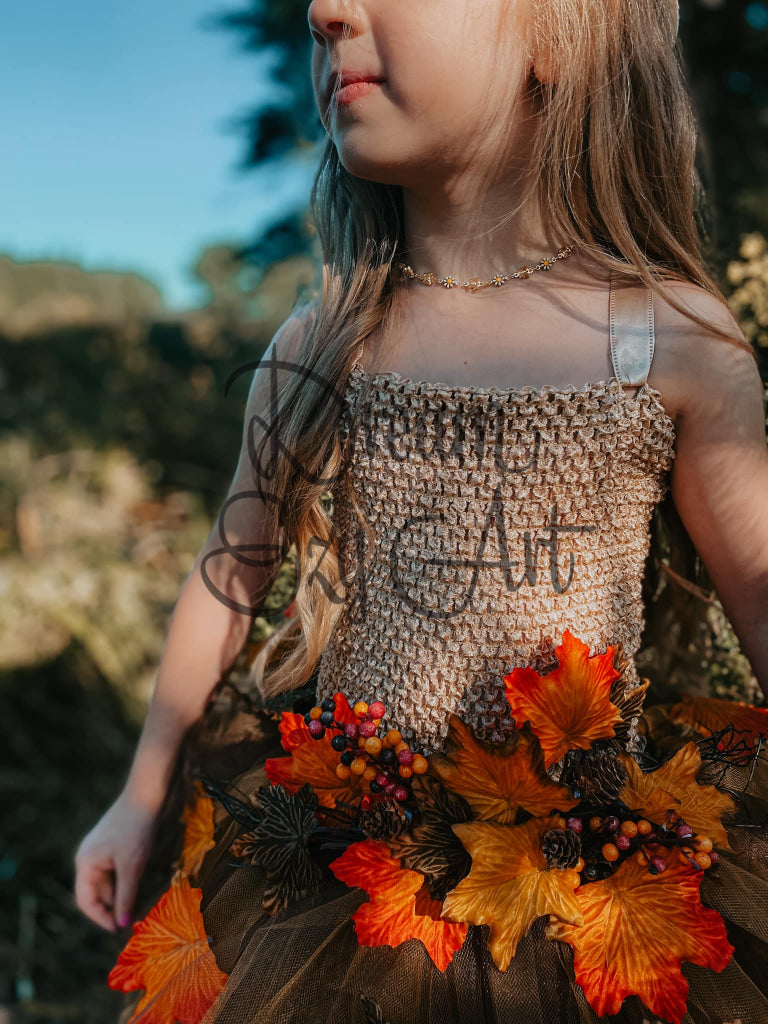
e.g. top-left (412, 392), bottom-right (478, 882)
top-left (681, 0), bottom-right (768, 265)
top-left (208, 0), bottom-right (322, 163)
top-left (0, 254), bottom-right (164, 336)
top-left (203, 1), bottom-right (321, 276)
top-left (191, 237), bottom-right (316, 329)
top-left (192, 242), bottom-right (260, 322)
top-left (726, 230), bottom-right (768, 375)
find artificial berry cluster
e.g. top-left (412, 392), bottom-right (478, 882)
top-left (304, 697), bottom-right (428, 803)
top-left (550, 808), bottom-right (717, 881)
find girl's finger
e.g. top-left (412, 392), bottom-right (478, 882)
top-left (74, 861), bottom-right (117, 932)
top-left (113, 861), bottom-right (140, 930)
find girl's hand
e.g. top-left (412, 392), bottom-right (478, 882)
top-left (73, 792), bottom-right (160, 932)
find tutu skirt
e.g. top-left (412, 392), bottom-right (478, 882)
top-left (110, 647), bottom-right (768, 1024)
top-left (195, 764), bottom-right (592, 1024)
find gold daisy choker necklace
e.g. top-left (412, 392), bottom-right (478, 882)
top-left (393, 244), bottom-right (573, 292)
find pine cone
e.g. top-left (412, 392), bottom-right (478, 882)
top-left (359, 798), bottom-right (409, 840)
top-left (542, 827), bottom-right (582, 869)
top-left (562, 748), bottom-right (628, 804)
top-left (602, 642), bottom-right (649, 752)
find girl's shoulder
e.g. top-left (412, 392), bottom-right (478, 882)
top-left (272, 299), bottom-right (319, 357)
top-left (242, 301), bottom-right (320, 414)
top-left (652, 279), bottom-right (742, 340)
top-left (649, 280), bottom-right (756, 423)
top-left (262, 300), bottom-right (319, 370)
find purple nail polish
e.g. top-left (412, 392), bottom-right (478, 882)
top-left (118, 913), bottom-right (131, 927)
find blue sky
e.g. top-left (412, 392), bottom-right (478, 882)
top-left (0, 0), bottom-right (316, 309)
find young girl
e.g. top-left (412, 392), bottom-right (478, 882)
top-left (76, 0), bottom-right (768, 1021)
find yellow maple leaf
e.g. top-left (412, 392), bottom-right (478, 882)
top-left (504, 629), bottom-right (622, 769)
top-left (618, 744), bottom-right (736, 849)
top-left (441, 815), bottom-right (583, 971)
top-left (546, 854), bottom-right (733, 1023)
top-left (427, 716), bottom-right (576, 824)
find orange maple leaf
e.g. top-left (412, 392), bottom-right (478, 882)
top-left (504, 629), bottom-right (622, 769)
top-left (328, 838), bottom-right (468, 971)
top-left (108, 871), bottom-right (228, 1024)
top-left (441, 815), bottom-right (583, 971)
top-left (276, 691), bottom-right (357, 751)
top-left (618, 743), bottom-right (736, 849)
top-left (669, 693), bottom-right (768, 750)
top-left (427, 716), bottom-right (576, 824)
top-left (179, 781), bottom-right (216, 878)
top-left (266, 691), bottom-right (368, 809)
top-left (265, 737), bottom-right (367, 811)
top-left (546, 853), bottom-right (734, 1023)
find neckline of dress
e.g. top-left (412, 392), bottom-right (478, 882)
top-left (348, 363), bottom-right (676, 435)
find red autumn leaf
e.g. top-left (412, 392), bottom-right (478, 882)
top-left (276, 691), bottom-right (357, 751)
top-left (427, 715), bottom-right (576, 824)
top-left (179, 781), bottom-right (216, 878)
top-left (669, 693), bottom-right (768, 750)
top-left (504, 629), bottom-right (623, 769)
top-left (108, 871), bottom-right (228, 1024)
top-left (546, 853), bottom-right (734, 1023)
top-left (329, 838), bottom-right (468, 971)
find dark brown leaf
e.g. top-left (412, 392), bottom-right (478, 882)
top-left (386, 774), bottom-right (473, 901)
top-left (229, 782), bottom-right (322, 914)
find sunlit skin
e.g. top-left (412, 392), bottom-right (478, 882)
top-left (307, 0), bottom-right (626, 387)
top-left (307, 0), bottom-right (768, 698)
top-left (308, 0), bottom-right (552, 280)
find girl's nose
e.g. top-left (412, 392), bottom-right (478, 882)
top-left (307, 0), bottom-right (361, 47)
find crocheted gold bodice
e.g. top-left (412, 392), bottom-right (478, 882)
top-left (315, 277), bottom-right (677, 755)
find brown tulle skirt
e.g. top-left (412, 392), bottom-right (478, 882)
top-left (192, 698), bottom-right (768, 1024)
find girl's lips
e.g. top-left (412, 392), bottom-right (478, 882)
top-left (334, 80), bottom-right (384, 106)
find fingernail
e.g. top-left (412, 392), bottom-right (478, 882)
top-left (118, 913), bottom-right (131, 927)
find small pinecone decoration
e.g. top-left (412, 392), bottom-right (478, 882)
top-left (359, 798), bottom-right (409, 840)
top-left (542, 827), bottom-right (582, 869)
top-left (562, 748), bottom-right (628, 804)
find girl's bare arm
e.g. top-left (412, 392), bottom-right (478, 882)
top-left (119, 530), bottom-right (277, 812)
top-left (120, 310), bottom-right (313, 807)
top-left (74, 307), bottom-right (313, 930)
top-left (663, 288), bottom-right (768, 697)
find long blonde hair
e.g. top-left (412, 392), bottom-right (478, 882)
top-left (251, 0), bottom-right (757, 700)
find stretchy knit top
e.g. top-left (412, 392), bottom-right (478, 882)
top-left (315, 274), bottom-right (678, 756)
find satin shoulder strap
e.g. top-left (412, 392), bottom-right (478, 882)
top-left (608, 269), bottom-right (656, 387)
